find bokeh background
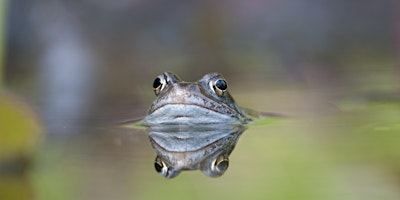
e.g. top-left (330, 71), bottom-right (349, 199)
top-left (1, 0), bottom-right (400, 199)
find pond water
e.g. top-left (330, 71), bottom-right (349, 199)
top-left (3, 68), bottom-right (399, 200)
top-left (2, 1), bottom-right (400, 199)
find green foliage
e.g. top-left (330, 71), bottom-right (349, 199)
top-left (0, 93), bottom-right (41, 160)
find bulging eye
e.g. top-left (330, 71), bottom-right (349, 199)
top-left (210, 79), bottom-right (228, 96)
top-left (153, 75), bottom-right (166, 95)
top-left (154, 157), bottom-right (180, 178)
top-left (215, 79), bottom-right (227, 90)
top-left (211, 155), bottom-right (229, 173)
top-left (154, 158), bottom-right (168, 176)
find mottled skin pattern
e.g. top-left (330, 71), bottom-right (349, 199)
top-left (142, 72), bottom-right (249, 125)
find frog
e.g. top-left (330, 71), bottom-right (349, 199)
top-left (141, 72), bottom-right (251, 126)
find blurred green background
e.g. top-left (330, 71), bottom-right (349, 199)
top-left (1, 0), bottom-right (400, 199)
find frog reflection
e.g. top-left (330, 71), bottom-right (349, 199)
top-left (147, 125), bottom-right (246, 178)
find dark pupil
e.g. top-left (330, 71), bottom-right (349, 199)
top-left (217, 160), bottom-right (229, 171)
top-left (215, 80), bottom-right (227, 90)
top-left (154, 162), bottom-right (163, 173)
top-left (153, 77), bottom-right (162, 89)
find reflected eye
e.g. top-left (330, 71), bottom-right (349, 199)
top-left (154, 158), bottom-right (168, 176)
top-left (210, 79), bottom-right (228, 96)
top-left (153, 76), bottom-right (166, 95)
top-left (211, 155), bottom-right (229, 173)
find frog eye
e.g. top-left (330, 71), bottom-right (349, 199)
top-left (210, 79), bottom-right (228, 96)
top-left (154, 158), bottom-right (168, 176)
top-left (153, 75), bottom-right (166, 95)
top-left (211, 155), bottom-right (229, 173)
top-left (154, 157), bottom-right (180, 178)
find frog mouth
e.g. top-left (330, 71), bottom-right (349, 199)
top-left (154, 102), bottom-right (235, 115)
top-left (142, 86), bottom-right (245, 125)
top-left (142, 104), bottom-right (242, 126)
top-left (151, 103), bottom-right (235, 119)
